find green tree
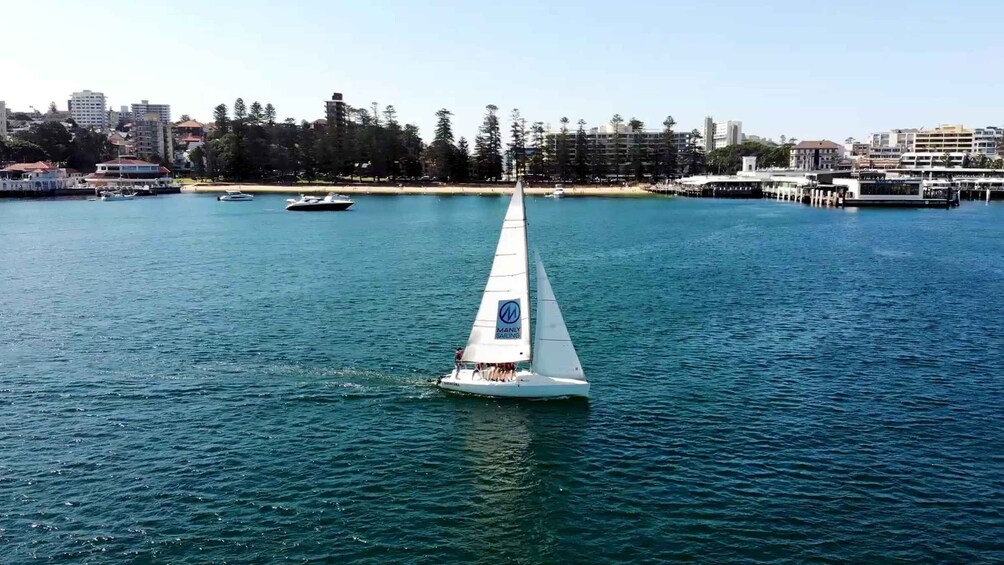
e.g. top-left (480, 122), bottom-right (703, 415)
top-left (509, 109), bottom-right (526, 179)
top-left (627, 117), bottom-right (646, 181)
top-left (453, 137), bottom-right (471, 181)
top-left (660, 116), bottom-right (678, 180)
top-left (233, 98), bottom-right (247, 121)
top-left (47, 101), bottom-right (58, 114)
top-left (13, 121), bottom-right (72, 162)
top-left (474, 104), bottom-right (503, 181)
top-left (609, 114), bottom-right (625, 181)
top-left (248, 101), bottom-right (264, 125)
top-left (939, 151), bottom-right (953, 167)
top-left (264, 104), bottom-right (276, 125)
top-left (574, 119), bottom-right (589, 182)
top-left (212, 104), bottom-right (229, 136)
top-left (5, 138), bottom-right (47, 162)
top-left (189, 145), bottom-right (206, 178)
top-left (529, 121), bottom-right (545, 178)
top-left (429, 108), bottom-right (455, 181)
top-left (66, 128), bottom-right (114, 172)
top-left (556, 117), bottom-right (571, 181)
top-left (179, 114), bottom-right (192, 122)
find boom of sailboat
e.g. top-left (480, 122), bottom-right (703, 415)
top-left (437, 181), bottom-right (590, 399)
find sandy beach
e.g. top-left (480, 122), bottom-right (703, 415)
top-left (181, 182), bottom-right (655, 197)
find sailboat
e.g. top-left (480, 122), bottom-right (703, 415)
top-left (438, 181), bottom-right (590, 399)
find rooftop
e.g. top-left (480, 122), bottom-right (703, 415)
top-left (794, 140), bottom-right (841, 150)
top-left (175, 120), bottom-right (204, 129)
top-left (98, 158), bottom-right (157, 166)
top-left (1, 161), bottom-right (56, 173)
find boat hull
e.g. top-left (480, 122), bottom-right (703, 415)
top-left (285, 201), bottom-right (353, 211)
top-left (438, 369), bottom-right (589, 399)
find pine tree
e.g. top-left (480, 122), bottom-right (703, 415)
top-left (628, 117), bottom-right (646, 181)
top-left (249, 101), bottom-right (264, 125)
top-left (474, 104), bottom-right (503, 181)
top-left (574, 119), bottom-right (590, 182)
top-left (430, 108), bottom-right (455, 181)
top-left (530, 121), bottom-right (545, 178)
top-left (233, 98), bottom-right (247, 121)
top-left (264, 104), bottom-right (276, 125)
top-left (509, 109), bottom-right (525, 179)
top-left (212, 104), bottom-right (229, 136)
top-left (661, 115), bottom-right (678, 180)
top-left (610, 114), bottom-right (624, 181)
top-left (453, 137), bottom-right (471, 182)
top-left (557, 117), bottom-right (571, 181)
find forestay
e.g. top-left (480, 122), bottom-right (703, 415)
top-left (462, 182), bottom-right (532, 363)
top-left (531, 256), bottom-right (585, 380)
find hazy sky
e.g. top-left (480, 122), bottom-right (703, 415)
top-left (3, 0), bottom-right (1003, 143)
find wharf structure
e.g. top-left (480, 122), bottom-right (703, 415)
top-left (651, 157), bottom-right (974, 208)
top-left (83, 158), bottom-right (181, 194)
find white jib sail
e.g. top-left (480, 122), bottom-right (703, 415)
top-left (531, 256), bottom-right (585, 380)
top-left (462, 182), bottom-right (532, 363)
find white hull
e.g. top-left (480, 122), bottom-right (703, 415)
top-left (438, 369), bottom-right (589, 399)
top-left (100, 194), bottom-right (135, 201)
top-left (218, 194), bottom-right (254, 201)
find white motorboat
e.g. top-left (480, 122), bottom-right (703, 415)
top-left (99, 191), bottom-right (135, 201)
top-left (218, 189), bottom-right (254, 201)
top-left (438, 181), bottom-right (589, 399)
top-left (285, 193), bottom-right (354, 211)
top-left (549, 184), bottom-right (566, 198)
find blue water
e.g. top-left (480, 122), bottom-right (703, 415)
top-left (1, 194), bottom-right (1003, 563)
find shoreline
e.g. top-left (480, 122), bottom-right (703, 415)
top-left (181, 182), bottom-right (656, 197)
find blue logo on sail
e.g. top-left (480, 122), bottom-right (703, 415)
top-left (496, 299), bottom-right (521, 340)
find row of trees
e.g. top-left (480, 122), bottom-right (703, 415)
top-left (190, 98), bottom-right (425, 181)
top-left (706, 141), bottom-right (793, 174)
top-left (0, 121), bottom-right (114, 172)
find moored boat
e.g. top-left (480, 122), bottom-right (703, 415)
top-left (285, 193), bottom-right (353, 211)
top-left (437, 181), bottom-right (589, 399)
top-left (218, 189), bottom-right (254, 201)
top-left (99, 191), bottom-right (135, 201)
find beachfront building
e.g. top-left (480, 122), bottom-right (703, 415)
top-left (69, 90), bottom-right (107, 129)
top-left (0, 162), bottom-right (78, 192)
top-left (131, 100), bottom-right (171, 124)
top-left (84, 158), bottom-right (176, 190)
top-left (543, 124), bottom-right (699, 179)
top-left (133, 112), bottom-right (174, 163)
top-left (789, 140), bottom-right (842, 170)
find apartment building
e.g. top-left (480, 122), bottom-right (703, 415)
top-left (702, 116), bottom-right (742, 152)
top-left (913, 125), bottom-right (973, 154)
top-left (131, 100), bottom-right (171, 124)
top-left (544, 124), bottom-right (698, 178)
top-left (132, 112), bottom-right (174, 163)
top-left (0, 100), bottom-right (7, 138)
top-left (325, 92), bottom-right (347, 128)
top-left (70, 90), bottom-right (108, 129)
top-left (868, 128), bottom-right (918, 151)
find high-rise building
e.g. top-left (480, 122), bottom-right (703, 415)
top-left (131, 100), bottom-right (171, 124)
top-left (0, 100), bottom-right (7, 139)
top-left (325, 92), bottom-right (347, 127)
top-left (133, 112), bottom-right (174, 163)
top-left (70, 90), bottom-right (108, 129)
top-left (971, 127), bottom-right (1003, 157)
top-left (702, 117), bottom-right (742, 151)
top-left (868, 128), bottom-right (918, 151)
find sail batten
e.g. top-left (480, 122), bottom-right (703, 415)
top-left (462, 182), bottom-right (532, 363)
top-left (531, 256), bottom-right (585, 380)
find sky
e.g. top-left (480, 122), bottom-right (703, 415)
top-left (3, 0), bottom-right (1004, 144)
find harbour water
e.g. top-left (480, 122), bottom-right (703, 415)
top-left (2, 194), bottom-right (1003, 562)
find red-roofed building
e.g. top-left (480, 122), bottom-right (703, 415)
top-left (84, 158), bottom-right (179, 191)
top-left (175, 119), bottom-right (205, 144)
top-left (0, 162), bottom-right (77, 192)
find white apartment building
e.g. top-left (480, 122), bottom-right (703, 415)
top-left (972, 127), bottom-right (1003, 157)
top-left (0, 100), bottom-right (7, 138)
top-left (702, 117), bottom-right (742, 151)
top-left (70, 90), bottom-right (108, 129)
top-left (131, 100), bottom-right (170, 124)
top-left (868, 128), bottom-right (918, 151)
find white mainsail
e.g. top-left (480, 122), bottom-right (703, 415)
top-left (462, 182), bottom-right (532, 363)
top-left (531, 256), bottom-right (585, 380)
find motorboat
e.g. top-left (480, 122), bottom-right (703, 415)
top-left (437, 181), bottom-right (589, 399)
top-left (549, 184), bottom-right (566, 198)
top-left (99, 191), bottom-right (135, 201)
top-left (285, 193), bottom-right (354, 211)
top-left (218, 189), bottom-right (254, 201)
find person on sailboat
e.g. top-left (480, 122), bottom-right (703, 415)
top-left (454, 347), bottom-right (464, 370)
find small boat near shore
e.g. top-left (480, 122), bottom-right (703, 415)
top-left (218, 189), bottom-right (254, 201)
top-left (548, 184), bottom-right (566, 198)
top-left (285, 193), bottom-right (354, 211)
top-left (99, 191), bottom-right (135, 201)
